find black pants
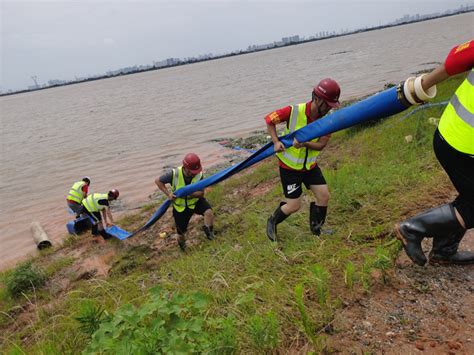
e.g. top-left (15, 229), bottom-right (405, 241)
top-left (433, 129), bottom-right (474, 228)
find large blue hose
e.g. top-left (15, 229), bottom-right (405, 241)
top-left (128, 86), bottom-right (409, 238)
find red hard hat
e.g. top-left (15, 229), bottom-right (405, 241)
top-left (183, 153), bottom-right (202, 174)
top-left (313, 78), bottom-right (341, 108)
top-left (108, 189), bottom-right (120, 200)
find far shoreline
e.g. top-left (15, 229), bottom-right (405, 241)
top-left (2, 10), bottom-right (472, 97)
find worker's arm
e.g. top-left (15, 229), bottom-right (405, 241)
top-left (293, 135), bottom-right (330, 151)
top-left (101, 207), bottom-right (113, 227)
top-left (421, 65), bottom-right (450, 91)
top-left (191, 190), bottom-right (204, 198)
top-left (267, 122), bottom-right (285, 152)
top-left (422, 41), bottom-right (473, 91)
top-left (155, 178), bottom-right (176, 201)
top-left (265, 106), bottom-right (292, 153)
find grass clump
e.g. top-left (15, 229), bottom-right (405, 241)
top-left (4, 261), bottom-right (47, 298)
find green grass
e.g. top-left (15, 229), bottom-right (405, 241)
top-left (0, 74), bottom-right (464, 353)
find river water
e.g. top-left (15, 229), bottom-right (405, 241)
top-left (1, 13), bottom-right (472, 270)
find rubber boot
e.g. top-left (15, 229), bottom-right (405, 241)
top-left (266, 202), bottom-right (289, 242)
top-left (395, 204), bottom-right (463, 266)
top-left (177, 234), bottom-right (187, 251)
top-left (310, 203), bottom-right (327, 236)
top-left (91, 223), bottom-right (100, 236)
top-left (203, 225), bottom-right (215, 240)
top-left (429, 229), bottom-right (473, 265)
top-left (99, 229), bottom-right (113, 240)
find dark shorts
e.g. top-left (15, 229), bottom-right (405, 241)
top-left (279, 165), bottom-right (327, 199)
top-left (173, 198), bottom-right (212, 234)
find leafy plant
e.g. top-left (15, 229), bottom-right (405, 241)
top-left (5, 261), bottom-right (47, 297)
top-left (84, 286), bottom-right (210, 354)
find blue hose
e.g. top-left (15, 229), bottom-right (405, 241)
top-left (128, 86), bottom-right (410, 238)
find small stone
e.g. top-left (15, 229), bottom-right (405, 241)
top-left (405, 135), bottom-right (413, 143)
top-left (362, 321), bottom-right (372, 328)
top-left (415, 340), bottom-right (425, 350)
top-left (386, 331), bottom-right (396, 337)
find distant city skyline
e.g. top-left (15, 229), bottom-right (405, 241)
top-left (2, 0), bottom-right (472, 92)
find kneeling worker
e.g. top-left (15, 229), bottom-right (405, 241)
top-left (66, 177), bottom-right (90, 217)
top-left (82, 189), bottom-right (120, 240)
top-left (155, 153), bottom-right (215, 251)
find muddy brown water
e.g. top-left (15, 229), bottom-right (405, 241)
top-left (1, 14), bottom-right (472, 270)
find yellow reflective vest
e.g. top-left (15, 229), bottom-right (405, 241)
top-left (171, 166), bottom-right (203, 212)
top-left (82, 193), bottom-right (109, 213)
top-left (67, 181), bottom-right (86, 203)
top-left (276, 103), bottom-right (320, 170)
top-left (438, 69), bottom-right (474, 155)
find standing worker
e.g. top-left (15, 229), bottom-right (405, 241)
top-left (82, 189), bottom-right (120, 240)
top-left (396, 40), bottom-right (474, 266)
top-left (66, 177), bottom-right (90, 217)
top-left (155, 153), bottom-right (215, 251)
top-left (265, 79), bottom-right (341, 241)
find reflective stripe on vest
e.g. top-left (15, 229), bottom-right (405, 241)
top-left (276, 103), bottom-right (320, 170)
top-left (67, 181), bottom-right (86, 203)
top-left (171, 166), bottom-right (203, 212)
top-left (82, 193), bottom-right (108, 213)
top-left (438, 69), bottom-right (474, 154)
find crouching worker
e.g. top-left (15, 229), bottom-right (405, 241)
top-left (66, 176), bottom-right (90, 217)
top-left (155, 153), bottom-right (215, 251)
top-left (82, 189), bottom-right (120, 240)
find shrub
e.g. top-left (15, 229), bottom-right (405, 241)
top-left (5, 261), bottom-right (47, 297)
top-left (84, 286), bottom-right (211, 354)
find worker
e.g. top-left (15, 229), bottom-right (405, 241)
top-left (82, 189), bottom-right (120, 240)
top-left (396, 40), bottom-right (474, 265)
top-left (155, 153), bottom-right (215, 251)
top-left (265, 78), bottom-right (341, 241)
top-left (66, 176), bottom-right (90, 217)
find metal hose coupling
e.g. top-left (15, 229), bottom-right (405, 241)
top-left (399, 74), bottom-right (437, 106)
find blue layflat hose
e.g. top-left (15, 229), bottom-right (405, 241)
top-left (128, 85), bottom-right (409, 238)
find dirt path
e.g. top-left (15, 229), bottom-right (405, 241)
top-left (330, 230), bottom-right (474, 354)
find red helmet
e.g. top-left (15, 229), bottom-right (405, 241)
top-left (183, 153), bottom-right (202, 174)
top-left (108, 189), bottom-right (120, 200)
top-left (313, 78), bottom-right (341, 108)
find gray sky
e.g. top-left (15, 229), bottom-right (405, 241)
top-left (1, 0), bottom-right (470, 90)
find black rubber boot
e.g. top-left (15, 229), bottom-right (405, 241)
top-left (429, 229), bottom-right (473, 265)
top-left (99, 229), bottom-right (113, 240)
top-left (266, 202), bottom-right (289, 242)
top-left (395, 204), bottom-right (463, 266)
top-left (203, 225), bottom-right (215, 240)
top-left (310, 203), bottom-right (327, 236)
top-left (177, 234), bottom-right (187, 251)
top-left (91, 223), bottom-right (99, 236)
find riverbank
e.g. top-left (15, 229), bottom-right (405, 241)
top-left (1, 75), bottom-right (472, 353)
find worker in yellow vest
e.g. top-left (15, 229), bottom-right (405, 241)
top-left (396, 40), bottom-right (474, 266)
top-left (264, 78), bottom-right (341, 242)
top-left (82, 189), bottom-right (120, 240)
top-left (66, 177), bottom-right (90, 217)
top-left (155, 153), bottom-right (215, 251)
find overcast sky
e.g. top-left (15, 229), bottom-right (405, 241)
top-left (1, 0), bottom-right (470, 90)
